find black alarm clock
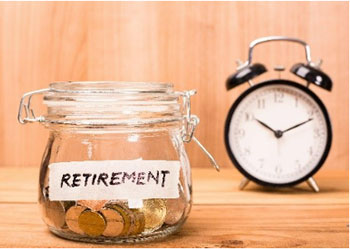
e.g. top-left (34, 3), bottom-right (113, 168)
top-left (225, 36), bottom-right (332, 192)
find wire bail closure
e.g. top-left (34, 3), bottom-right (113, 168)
top-left (179, 90), bottom-right (220, 172)
top-left (18, 88), bottom-right (49, 124)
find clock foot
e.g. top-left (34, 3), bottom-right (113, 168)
top-left (306, 177), bottom-right (320, 192)
top-left (239, 178), bottom-right (250, 190)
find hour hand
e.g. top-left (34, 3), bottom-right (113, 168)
top-left (254, 118), bottom-right (276, 133)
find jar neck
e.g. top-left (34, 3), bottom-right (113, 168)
top-left (44, 120), bottom-right (182, 134)
top-left (42, 82), bottom-right (183, 126)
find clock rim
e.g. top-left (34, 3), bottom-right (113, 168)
top-left (224, 79), bottom-right (332, 187)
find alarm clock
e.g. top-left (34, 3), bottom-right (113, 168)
top-left (225, 36), bottom-right (332, 192)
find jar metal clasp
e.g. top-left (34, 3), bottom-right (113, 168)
top-left (18, 88), bottom-right (49, 124)
top-left (178, 90), bottom-right (220, 172)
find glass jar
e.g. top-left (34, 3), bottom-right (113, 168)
top-left (18, 82), bottom-right (219, 244)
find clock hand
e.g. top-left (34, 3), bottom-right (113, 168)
top-left (283, 118), bottom-right (313, 133)
top-left (254, 118), bottom-right (276, 133)
top-left (255, 118), bottom-right (283, 139)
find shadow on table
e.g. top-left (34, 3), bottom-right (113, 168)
top-left (244, 184), bottom-right (345, 194)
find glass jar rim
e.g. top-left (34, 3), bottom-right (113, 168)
top-left (41, 81), bottom-right (184, 128)
top-left (49, 81), bottom-right (174, 94)
top-left (18, 82), bottom-right (197, 131)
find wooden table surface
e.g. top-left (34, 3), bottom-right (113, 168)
top-left (0, 167), bottom-right (348, 248)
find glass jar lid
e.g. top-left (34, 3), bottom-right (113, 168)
top-left (30, 81), bottom-right (184, 127)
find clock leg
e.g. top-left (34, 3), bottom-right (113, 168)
top-left (306, 177), bottom-right (320, 192)
top-left (239, 178), bottom-right (250, 190)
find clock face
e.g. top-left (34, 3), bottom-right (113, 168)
top-left (225, 80), bottom-right (332, 185)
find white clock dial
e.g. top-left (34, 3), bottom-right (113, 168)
top-left (227, 83), bottom-right (330, 184)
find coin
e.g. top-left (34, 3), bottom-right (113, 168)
top-left (121, 206), bottom-right (146, 236)
top-left (164, 193), bottom-right (186, 225)
top-left (78, 200), bottom-right (108, 211)
top-left (139, 199), bottom-right (166, 232)
top-left (126, 209), bottom-right (136, 235)
top-left (78, 210), bottom-right (106, 237)
top-left (136, 211), bottom-right (146, 234)
top-left (106, 203), bottom-right (131, 236)
top-left (130, 210), bottom-right (146, 235)
top-left (43, 200), bottom-right (66, 229)
top-left (100, 208), bottom-right (124, 237)
top-left (61, 201), bottom-right (76, 211)
top-left (65, 205), bottom-right (87, 235)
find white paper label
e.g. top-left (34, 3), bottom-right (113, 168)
top-left (48, 160), bottom-right (180, 201)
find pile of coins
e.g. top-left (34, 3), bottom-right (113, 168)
top-left (39, 188), bottom-right (187, 238)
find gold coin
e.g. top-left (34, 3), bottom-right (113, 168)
top-left (126, 210), bottom-right (136, 235)
top-left (140, 199), bottom-right (166, 232)
top-left (65, 206), bottom-right (87, 235)
top-left (78, 200), bottom-right (108, 211)
top-left (124, 206), bottom-right (144, 236)
top-left (136, 211), bottom-right (146, 234)
top-left (165, 192), bottom-right (186, 225)
top-left (106, 203), bottom-right (131, 236)
top-left (100, 208), bottom-right (124, 237)
top-left (130, 210), bottom-right (146, 235)
top-left (78, 210), bottom-right (106, 237)
top-left (43, 200), bottom-right (66, 229)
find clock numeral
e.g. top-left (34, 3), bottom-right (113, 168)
top-left (235, 129), bottom-right (245, 138)
top-left (295, 97), bottom-right (298, 107)
top-left (274, 91), bottom-right (284, 103)
top-left (257, 99), bottom-right (265, 109)
top-left (275, 165), bottom-right (282, 174)
top-left (307, 109), bottom-right (315, 117)
top-left (245, 112), bottom-right (254, 122)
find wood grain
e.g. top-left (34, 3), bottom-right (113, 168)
top-left (0, 2), bottom-right (348, 169)
top-left (0, 203), bottom-right (348, 248)
top-left (0, 167), bottom-right (348, 247)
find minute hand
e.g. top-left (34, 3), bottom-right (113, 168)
top-left (283, 118), bottom-right (313, 133)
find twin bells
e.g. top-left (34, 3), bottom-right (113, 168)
top-left (226, 36), bottom-right (332, 91)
